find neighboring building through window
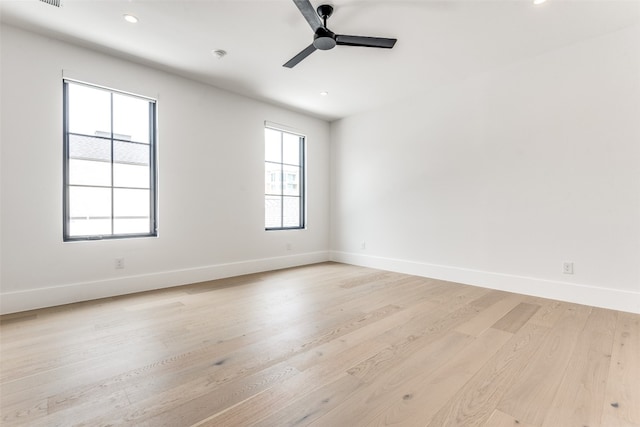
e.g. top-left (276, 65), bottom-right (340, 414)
top-left (265, 126), bottom-right (305, 229)
top-left (63, 80), bottom-right (157, 240)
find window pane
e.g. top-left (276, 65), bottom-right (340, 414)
top-left (69, 186), bottom-right (111, 218)
top-left (283, 165), bottom-right (300, 196)
top-left (114, 189), bottom-right (149, 217)
top-left (68, 84), bottom-right (111, 136)
top-left (265, 163), bottom-right (282, 195)
top-left (265, 196), bottom-right (281, 228)
top-left (114, 163), bottom-right (149, 189)
top-left (114, 218), bottom-right (150, 234)
top-left (69, 218), bottom-right (111, 237)
top-left (114, 141), bottom-right (149, 166)
top-left (282, 133), bottom-right (300, 166)
top-left (69, 134), bottom-right (111, 162)
top-left (283, 196), bottom-right (300, 227)
top-left (265, 128), bottom-right (281, 163)
top-left (113, 93), bottom-right (150, 143)
top-left (69, 159), bottom-right (111, 186)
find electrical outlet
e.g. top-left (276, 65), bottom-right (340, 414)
top-left (562, 262), bottom-right (573, 274)
top-left (286, 243), bottom-right (292, 251)
top-left (361, 241), bottom-right (366, 250)
top-left (115, 258), bottom-right (125, 269)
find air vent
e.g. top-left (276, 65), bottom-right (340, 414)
top-left (39, 0), bottom-right (61, 7)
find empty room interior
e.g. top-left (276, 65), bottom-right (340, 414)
top-left (1, 0), bottom-right (639, 426)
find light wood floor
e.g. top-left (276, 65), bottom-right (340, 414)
top-left (1, 262), bottom-right (638, 427)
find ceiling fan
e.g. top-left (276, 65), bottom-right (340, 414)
top-left (284, 0), bottom-right (398, 68)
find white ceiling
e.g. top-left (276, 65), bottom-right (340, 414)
top-left (1, 0), bottom-right (639, 121)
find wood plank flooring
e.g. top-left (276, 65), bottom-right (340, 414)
top-left (1, 262), bottom-right (638, 426)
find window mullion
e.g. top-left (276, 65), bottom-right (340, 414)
top-left (148, 102), bottom-right (155, 234)
top-left (280, 132), bottom-right (284, 229)
top-left (110, 92), bottom-right (115, 236)
top-left (299, 136), bottom-right (304, 228)
top-left (63, 82), bottom-right (70, 238)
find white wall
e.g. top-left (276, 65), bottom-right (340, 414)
top-left (331, 25), bottom-right (640, 313)
top-left (2, 23), bottom-right (639, 315)
top-left (0, 25), bottom-right (331, 314)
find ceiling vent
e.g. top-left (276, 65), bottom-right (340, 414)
top-left (39, 0), bottom-right (61, 7)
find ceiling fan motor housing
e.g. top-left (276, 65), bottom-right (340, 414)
top-left (313, 27), bottom-right (337, 50)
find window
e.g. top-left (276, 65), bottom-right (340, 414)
top-left (265, 126), bottom-right (305, 230)
top-left (63, 80), bottom-right (157, 240)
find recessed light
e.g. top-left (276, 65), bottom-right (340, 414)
top-left (533, 0), bottom-right (547, 5)
top-left (123, 14), bottom-right (138, 24)
top-left (320, 91), bottom-right (329, 96)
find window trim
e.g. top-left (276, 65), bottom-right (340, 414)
top-left (63, 79), bottom-right (158, 241)
top-left (264, 125), bottom-right (306, 231)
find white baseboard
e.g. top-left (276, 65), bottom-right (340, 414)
top-left (0, 251), bottom-right (330, 315)
top-left (4, 251), bottom-right (637, 315)
top-left (330, 251), bottom-right (640, 314)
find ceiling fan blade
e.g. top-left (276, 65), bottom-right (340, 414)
top-left (283, 43), bottom-right (317, 68)
top-left (292, 0), bottom-right (323, 32)
top-left (336, 35), bottom-right (397, 49)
